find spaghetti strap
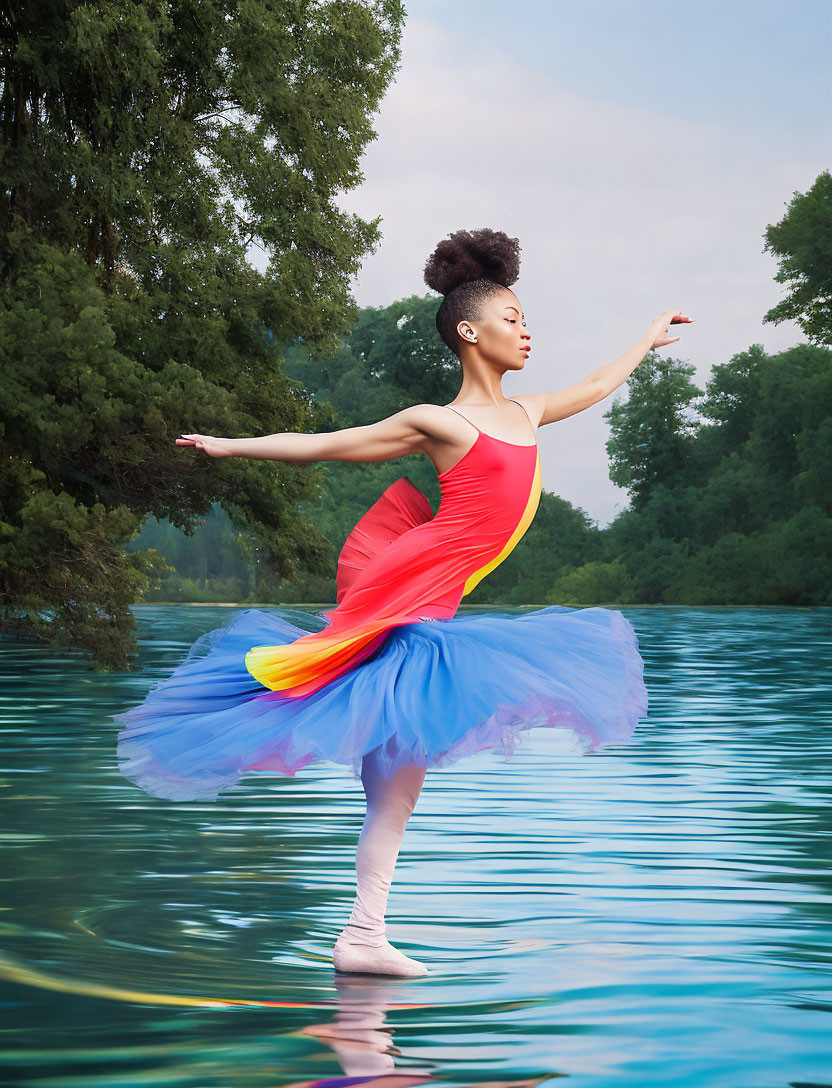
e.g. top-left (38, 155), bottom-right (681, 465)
top-left (507, 398), bottom-right (536, 442)
top-left (442, 405), bottom-right (482, 434)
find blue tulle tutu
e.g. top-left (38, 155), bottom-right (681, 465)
top-left (112, 604), bottom-right (648, 802)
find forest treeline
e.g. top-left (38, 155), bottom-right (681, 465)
top-left (1, 0), bottom-right (829, 670)
top-left (129, 294), bottom-right (832, 610)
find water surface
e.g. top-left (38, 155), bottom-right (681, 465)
top-left (1, 604), bottom-right (831, 1086)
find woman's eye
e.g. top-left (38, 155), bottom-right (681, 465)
top-left (506, 318), bottom-right (515, 323)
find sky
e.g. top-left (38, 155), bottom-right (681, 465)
top-left (329, 0), bottom-right (831, 528)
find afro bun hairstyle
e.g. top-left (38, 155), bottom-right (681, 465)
top-left (423, 227), bottom-right (522, 357)
top-left (423, 227), bottom-right (521, 296)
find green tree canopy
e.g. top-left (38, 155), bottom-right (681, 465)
top-left (0, 0), bottom-right (405, 667)
top-left (603, 352), bottom-right (703, 511)
top-left (763, 169), bottom-right (832, 347)
top-left (283, 292), bottom-right (461, 424)
top-left (603, 341), bottom-right (832, 604)
top-left (133, 308), bottom-right (832, 612)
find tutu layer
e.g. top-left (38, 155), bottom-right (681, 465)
top-left (112, 605), bottom-right (648, 802)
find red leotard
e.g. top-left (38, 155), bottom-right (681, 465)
top-left (245, 400), bottom-right (542, 697)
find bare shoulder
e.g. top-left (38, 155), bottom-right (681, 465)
top-left (400, 401), bottom-right (444, 430)
top-left (372, 402), bottom-right (451, 432)
top-left (514, 384), bottom-right (606, 426)
top-left (508, 393), bottom-right (546, 428)
top-left (405, 402), bottom-right (466, 444)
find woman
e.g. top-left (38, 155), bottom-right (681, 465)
top-left (112, 227), bottom-right (691, 978)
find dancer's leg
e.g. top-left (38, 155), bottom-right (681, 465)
top-left (333, 746), bottom-right (428, 977)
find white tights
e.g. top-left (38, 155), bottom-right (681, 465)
top-left (333, 746), bottom-right (428, 977)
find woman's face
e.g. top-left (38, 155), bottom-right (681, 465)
top-left (459, 289), bottom-right (531, 371)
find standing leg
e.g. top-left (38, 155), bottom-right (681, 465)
top-left (333, 746), bottom-right (428, 977)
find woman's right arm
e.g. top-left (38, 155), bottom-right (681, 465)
top-left (176, 404), bottom-right (435, 464)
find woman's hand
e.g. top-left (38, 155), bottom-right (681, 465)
top-left (175, 434), bottom-right (236, 458)
top-left (648, 310), bottom-right (694, 349)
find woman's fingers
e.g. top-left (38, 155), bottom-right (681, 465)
top-left (656, 311), bottom-right (694, 326)
top-left (176, 434), bottom-right (207, 449)
top-left (174, 433), bottom-right (231, 458)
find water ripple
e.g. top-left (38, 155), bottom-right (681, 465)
top-left (1, 604), bottom-right (831, 1086)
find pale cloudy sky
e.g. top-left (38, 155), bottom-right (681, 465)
top-left (330, 0), bottom-right (830, 528)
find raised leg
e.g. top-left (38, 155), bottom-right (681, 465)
top-left (333, 746), bottom-right (428, 977)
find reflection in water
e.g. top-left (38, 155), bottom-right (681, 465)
top-left (299, 975), bottom-right (430, 1078)
top-left (299, 974), bottom-right (555, 1085)
top-left (1, 604), bottom-right (831, 1086)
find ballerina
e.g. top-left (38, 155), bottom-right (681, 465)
top-left (113, 226), bottom-right (692, 978)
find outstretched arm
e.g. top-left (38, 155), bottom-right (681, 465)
top-left (523, 309), bottom-right (693, 426)
top-left (176, 404), bottom-right (434, 463)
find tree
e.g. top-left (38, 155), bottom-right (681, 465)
top-left (284, 292), bottom-right (463, 425)
top-left (697, 344), bottom-right (767, 451)
top-left (347, 293), bottom-right (462, 409)
top-left (603, 352), bottom-right (703, 511)
top-left (763, 170), bottom-right (832, 347)
top-left (0, 0), bottom-right (406, 668)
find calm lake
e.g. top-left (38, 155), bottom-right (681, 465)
top-left (1, 604), bottom-right (831, 1087)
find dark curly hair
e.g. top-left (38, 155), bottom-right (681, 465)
top-left (423, 227), bottom-right (522, 357)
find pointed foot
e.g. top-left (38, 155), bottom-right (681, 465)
top-left (333, 933), bottom-right (428, 977)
